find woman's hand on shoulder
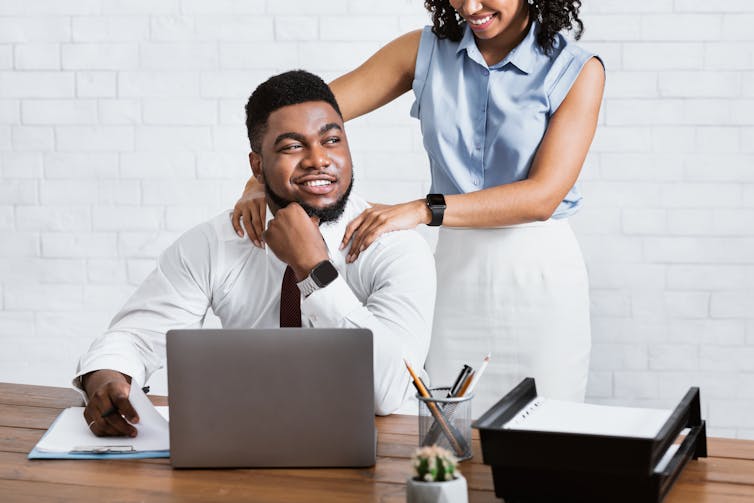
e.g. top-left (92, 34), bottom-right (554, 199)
top-left (231, 177), bottom-right (267, 248)
top-left (340, 199), bottom-right (430, 263)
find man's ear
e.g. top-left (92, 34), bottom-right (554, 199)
top-left (249, 152), bottom-right (264, 182)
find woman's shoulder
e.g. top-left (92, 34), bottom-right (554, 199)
top-left (545, 32), bottom-right (600, 72)
top-left (540, 32), bottom-right (604, 111)
top-left (417, 25), bottom-right (463, 53)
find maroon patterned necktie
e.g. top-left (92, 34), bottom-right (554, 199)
top-left (279, 266), bottom-right (302, 327)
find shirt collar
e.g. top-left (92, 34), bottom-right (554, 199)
top-left (456, 20), bottom-right (539, 74)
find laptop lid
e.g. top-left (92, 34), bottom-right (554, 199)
top-left (166, 328), bottom-right (375, 468)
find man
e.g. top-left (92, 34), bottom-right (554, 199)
top-left (76, 70), bottom-right (436, 437)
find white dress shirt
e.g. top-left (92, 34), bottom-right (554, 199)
top-left (74, 194), bottom-right (436, 415)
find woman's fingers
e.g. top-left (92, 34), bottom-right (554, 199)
top-left (345, 201), bottom-right (424, 263)
top-left (347, 212), bottom-right (385, 263)
top-left (240, 209), bottom-right (257, 246)
top-left (251, 201), bottom-right (266, 249)
top-left (341, 211), bottom-right (368, 250)
top-left (231, 206), bottom-right (244, 237)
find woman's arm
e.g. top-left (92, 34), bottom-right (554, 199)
top-left (231, 31), bottom-right (422, 243)
top-left (342, 57), bottom-right (606, 262)
top-left (331, 30), bottom-right (420, 121)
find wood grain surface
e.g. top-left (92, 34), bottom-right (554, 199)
top-left (1, 382), bottom-right (752, 502)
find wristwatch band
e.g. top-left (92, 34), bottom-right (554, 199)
top-left (297, 260), bottom-right (339, 298)
top-left (426, 193), bottom-right (446, 227)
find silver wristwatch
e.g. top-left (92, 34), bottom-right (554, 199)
top-left (296, 260), bottom-right (339, 297)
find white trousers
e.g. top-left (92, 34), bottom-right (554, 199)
top-left (426, 219), bottom-right (591, 418)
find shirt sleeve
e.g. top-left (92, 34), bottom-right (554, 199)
top-left (300, 231), bottom-right (436, 415)
top-left (410, 25), bottom-right (437, 119)
top-left (72, 223), bottom-right (215, 398)
top-left (547, 48), bottom-right (604, 115)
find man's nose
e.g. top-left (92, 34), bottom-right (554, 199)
top-left (303, 145), bottom-right (331, 169)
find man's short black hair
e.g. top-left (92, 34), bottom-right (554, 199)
top-left (245, 70), bottom-right (342, 152)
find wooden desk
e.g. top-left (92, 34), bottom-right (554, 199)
top-left (1, 382), bottom-right (753, 502)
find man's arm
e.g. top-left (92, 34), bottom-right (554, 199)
top-left (75, 222), bottom-right (216, 434)
top-left (301, 231), bottom-right (436, 415)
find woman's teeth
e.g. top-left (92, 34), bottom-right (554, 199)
top-left (469, 14), bottom-right (494, 25)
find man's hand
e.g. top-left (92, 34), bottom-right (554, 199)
top-left (82, 369), bottom-right (139, 437)
top-left (263, 203), bottom-right (329, 280)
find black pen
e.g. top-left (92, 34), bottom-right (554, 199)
top-left (101, 386), bottom-right (150, 418)
top-left (448, 365), bottom-right (472, 398)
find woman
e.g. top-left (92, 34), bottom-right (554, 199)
top-left (233, 0), bottom-right (604, 415)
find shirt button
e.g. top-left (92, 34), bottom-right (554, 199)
top-left (481, 68), bottom-right (489, 76)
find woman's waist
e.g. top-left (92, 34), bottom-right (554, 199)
top-left (439, 217), bottom-right (570, 231)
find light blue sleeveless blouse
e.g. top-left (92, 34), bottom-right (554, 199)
top-left (410, 21), bottom-right (600, 218)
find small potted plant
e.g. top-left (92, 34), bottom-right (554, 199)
top-left (406, 445), bottom-right (468, 503)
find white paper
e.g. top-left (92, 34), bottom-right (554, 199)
top-left (35, 381), bottom-right (169, 453)
top-left (504, 398), bottom-right (672, 438)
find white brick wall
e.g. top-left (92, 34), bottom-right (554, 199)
top-left (0, 0), bottom-right (752, 439)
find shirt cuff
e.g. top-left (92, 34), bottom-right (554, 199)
top-left (73, 355), bottom-right (147, 404)
top-left (300, 275), bottom-right (362, 326)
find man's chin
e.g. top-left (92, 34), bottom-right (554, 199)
top-left (265, 175), bottom-right (354, 224)
top-left (299, 200), bottom-right (347, 224)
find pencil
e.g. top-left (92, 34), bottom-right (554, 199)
top-left (456, 370), bottom-right (475, 398)
top-left (404, 359), bottom-right (467, 456)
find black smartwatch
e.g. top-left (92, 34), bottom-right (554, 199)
top-left (296, 260), bottom-right (339, 297)
top-left (425, 193), bottom-right (446, 227)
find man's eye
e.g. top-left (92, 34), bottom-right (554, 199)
top-left (281, 144), bottom-right (302, 151)
top-left (324, 137), bottom-right (340, 145)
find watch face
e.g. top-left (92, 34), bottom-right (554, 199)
top-left (427, 194), bottom-right (446, 207)
top-left (312, 260), bottom-right (339, 287)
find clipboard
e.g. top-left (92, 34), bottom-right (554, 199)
top-left (473, 378), bottom-right (707, 503)
top-left (28, 406), bottom-right (170, 459)
top-left (28, 382), bottom-right (170, 460)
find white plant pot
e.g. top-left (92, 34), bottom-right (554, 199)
top-left (406, 474), bottom-right (468, 503)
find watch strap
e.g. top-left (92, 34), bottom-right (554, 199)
top-left (296, 275), bottom-right (319, 298)
top-left (426, 193), bottom-right (446, 227)
top-left (296, 260), bottom-right (338, 298)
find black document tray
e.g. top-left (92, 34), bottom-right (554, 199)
top-left (472, 378), bottom-right (707, 503)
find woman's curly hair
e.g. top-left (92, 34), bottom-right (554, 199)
top-left (424, 0), bottom-right (584, 55)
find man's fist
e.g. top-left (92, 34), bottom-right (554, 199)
top-left (82, 369), bottom-right (139, 437)
top-left (263, 203), bottom-right (329, 280)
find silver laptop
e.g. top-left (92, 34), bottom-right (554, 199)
top-left (166, 328), bottom-right (376, 468)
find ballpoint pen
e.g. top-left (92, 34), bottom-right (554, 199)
top-left (448, 364), bottom-right (472, 398)
top-left (101, 386), bottom-right (151, 419)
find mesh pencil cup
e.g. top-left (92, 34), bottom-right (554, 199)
top-left (417, 387), bottom-right (473, 461)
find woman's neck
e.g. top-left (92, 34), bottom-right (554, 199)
top-left (475, 10), bottom-right (531, 67)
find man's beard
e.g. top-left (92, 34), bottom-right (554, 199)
top-left (265, 174), bottom-right (354, 224)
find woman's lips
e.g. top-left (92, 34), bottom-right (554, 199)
top-left (467, 13), bottom-right (497, 31)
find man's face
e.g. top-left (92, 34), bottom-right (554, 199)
top-left (250, 101), bottom-right (353, 222)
